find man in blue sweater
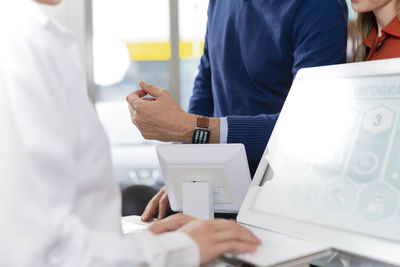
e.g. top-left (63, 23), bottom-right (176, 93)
top-left (127, 0), bottom-right (348, 220)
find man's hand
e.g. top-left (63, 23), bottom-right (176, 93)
top-left (141, 186), bottom-right (170, 222)
top-left (126, 81), bottom-right (196, 143)
top-left (148, 214), bottom-right (262, 266)
top-left (180, 219), bottom-right (261, 265)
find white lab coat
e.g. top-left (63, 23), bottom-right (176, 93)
top-left (0, 1), bottom-right (199, 266)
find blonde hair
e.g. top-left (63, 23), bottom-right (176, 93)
top-left (354, 1), bottom-right (400, 62)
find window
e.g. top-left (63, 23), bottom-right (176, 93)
top-left (92, 0), bottom-right (172, 189)
top-left (347, 0), bottom-right (357, 61)
top-left (178, 0), bottom-right (208, 111)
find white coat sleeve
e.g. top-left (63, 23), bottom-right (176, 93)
top-left (0, 17), bottom-right (199, 267)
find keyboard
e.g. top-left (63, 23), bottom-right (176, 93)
top-left (121, 215), bottom-right (153, 234)
top-left (224, 224), bottom-right (330, 266)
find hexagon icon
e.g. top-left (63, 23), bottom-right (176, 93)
top-left (289, 175), bottom-right (322, 207)
top-left (362, 106), bottom-right (394, 135)
top-left (351, 151), bottom-right (379, 177)
top-left (322, 177), bottom-right (358, 213)
top-left (358, 184), bottom-right (398, 221)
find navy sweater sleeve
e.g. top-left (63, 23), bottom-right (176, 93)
top-left (227, 1), bottom-right (348, 174)
top-left (292, 0), bottom-right (349, 75)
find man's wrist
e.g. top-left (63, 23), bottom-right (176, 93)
top-left (208, 118), bottom-right (220, 143)
top-left (192, 115), bottom-right (210, 144)
top-left (182, 113), bottom-right (197, 143)
top-left (182, 114), bottom-right (220, 143)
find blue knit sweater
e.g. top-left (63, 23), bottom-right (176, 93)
top-left (188, 0), bottom-right (348, 175)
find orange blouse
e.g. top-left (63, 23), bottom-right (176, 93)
top-left (364, 16), bottom-right (400, 61)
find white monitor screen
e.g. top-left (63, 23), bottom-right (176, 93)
top-left (236, 60), bottom-right (400, 265)
top-left (250, 64), bottom-right (400, 243)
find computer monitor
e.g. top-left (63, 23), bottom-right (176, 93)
top-left (238, 58), bottom-right (400, 265)
top-left (156, 144), bottom-right (251, 218)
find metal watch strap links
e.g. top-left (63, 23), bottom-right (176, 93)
top-left (192, 115), bottom-right (210, 144)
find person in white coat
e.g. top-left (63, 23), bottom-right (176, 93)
top-left (0, 0), bottom-right (260, 266)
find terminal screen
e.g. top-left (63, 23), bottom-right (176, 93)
top-left (251, 75), bottom-right (400, 242)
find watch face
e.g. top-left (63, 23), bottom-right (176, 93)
top-left (192, 128), bottom-right (210, 144)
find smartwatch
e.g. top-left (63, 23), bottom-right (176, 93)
top-left (192, 115), bottom-right (210, 144)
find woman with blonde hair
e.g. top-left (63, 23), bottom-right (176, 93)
top-left (352, 0), bottom-right (400, 61)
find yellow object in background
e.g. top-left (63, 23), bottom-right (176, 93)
top-left (126, 41), bottom-right (204, 61)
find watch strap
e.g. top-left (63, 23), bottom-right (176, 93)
top-left (197, 115), bottom-right (209, 129)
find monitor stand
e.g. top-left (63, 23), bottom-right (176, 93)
top-left (182, 181), bottom-right (214, 220)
